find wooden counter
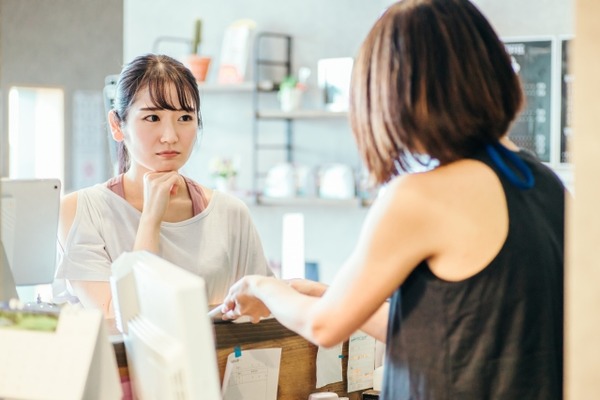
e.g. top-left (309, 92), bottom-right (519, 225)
top-left (111, 318), bottom-right (363, 400)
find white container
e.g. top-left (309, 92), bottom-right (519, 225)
top-left (318, 163), bottom-right (355, 200)
top-left (278, 87), bottom-right (303, 112)
top-left (308, 392), bottom-right (338, 400)
top-left (264, 163), bottom-right (296, 198)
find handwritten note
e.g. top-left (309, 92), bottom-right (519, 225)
top-left (222, 348), bottom-right (282, 400)
top-left (347, 330), bottom-right (375, 392)
top-left (316, 343), bottom-right (343, 388)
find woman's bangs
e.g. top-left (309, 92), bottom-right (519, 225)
top-left (145, 74), bottom-right (197, 113)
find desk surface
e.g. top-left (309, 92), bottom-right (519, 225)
top-left (111, 318), bottom-right (362, 400)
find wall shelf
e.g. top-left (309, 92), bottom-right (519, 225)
top-left (220, 193), bottom-right (368, 208)
top-left (256, 195), bottom-right (363, 207)
top-left (255, 109), bottom-right (348, 119)
top-left (252, 32), bottom-right (293, 196)
top-left (198, 82), bottom-right (255, 92)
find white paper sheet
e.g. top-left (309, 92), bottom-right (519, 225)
top-left (316, 343), bottom-right (343, 388)
top-left (222, 348), bottom-right (282, 400)
top-left (347, 330), bottom-right (375, 392)
top-left (375, 340), bottom-right (386, 368)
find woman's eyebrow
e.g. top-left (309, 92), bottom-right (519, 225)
top-left (139, 106), bottom-right (189, 112)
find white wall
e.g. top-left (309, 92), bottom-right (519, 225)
top-left (123, 0), bottom-right (574, 283)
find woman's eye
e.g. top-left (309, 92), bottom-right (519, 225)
top-left (179, 114), bottom-right (194, 122)
top-left (144, 115), bottom-right (159, 122)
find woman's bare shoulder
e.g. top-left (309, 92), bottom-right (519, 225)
top-left (393, 159), bottom-right (497, 196)
top-left (58, 191), bottom-right (79, 246)
top-left (381, 170), bottom-right (444, 210)
top-left (378, 159), bottom-right (498, 226)
top-left (60, 191), bottom-right (80, 217)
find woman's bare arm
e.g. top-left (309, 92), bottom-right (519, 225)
top-left (287, 279), bottom-right (389, 342)
top-left (222, 175), bottom-right (435, 347)
top-left (59, 192), bottom-right (114, 318)
top-left (69, 281), bottom-right (114, 318)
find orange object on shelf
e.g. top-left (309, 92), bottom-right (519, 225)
top-left (187, 54), bottom-right (212, 82)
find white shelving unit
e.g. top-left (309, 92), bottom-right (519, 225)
top-left (250, 32), bottom-right (365, 207)
top-left (256, 109), bottom-right (348, 119)
top-left (256, 195), bottom-right (362, 207)
top-left (194, 34), bottom-right (365, 208)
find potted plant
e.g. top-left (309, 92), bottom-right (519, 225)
top-left (209, 156), bottom-right (238, 192)
top-left (187, 19), bottom-right (211, 82)
top-left (277, 68), bottom-right (310, 111)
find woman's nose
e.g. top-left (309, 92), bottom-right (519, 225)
top-left (160, 121), bottom-right (178, 143)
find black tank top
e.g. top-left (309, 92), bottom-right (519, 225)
top-left (382, 148), bottom-right (565, 400)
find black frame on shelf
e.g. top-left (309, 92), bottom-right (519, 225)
top-left (252, 32), bottom-right (293, 197)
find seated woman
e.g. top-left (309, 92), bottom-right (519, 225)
top-left (54, 54), bottom-right (272, 318)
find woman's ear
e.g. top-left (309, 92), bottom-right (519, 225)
top-left (108, 110), bottom-right (124, 142)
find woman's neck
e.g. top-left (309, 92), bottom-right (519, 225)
top-left (499, 135), bottom-right (519, 151)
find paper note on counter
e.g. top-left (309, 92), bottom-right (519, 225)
top-left (347, 330), bottom-right (376, 392)
top-left (316, 342), bottom-right (343, 388)
top-left (222, 348), bottom-right (282, 400)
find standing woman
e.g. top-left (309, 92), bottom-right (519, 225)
top-left (54, 54), bottom-right (272, 317)
top-left (221, 1), bottom-right (565, 399)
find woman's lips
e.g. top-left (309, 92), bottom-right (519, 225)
top-left (157, 151), bottom-right (180, 158)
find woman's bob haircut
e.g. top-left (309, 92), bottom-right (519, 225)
top-left (350, 0), bottom-right (523, 184)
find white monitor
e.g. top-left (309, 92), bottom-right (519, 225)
top-left (110, 251), bottom-right (222, 400)
top-left (0, 178), bottom-right (61, 298)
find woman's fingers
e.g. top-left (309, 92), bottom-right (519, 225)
top-left (141, 171), bottom-right (184, 220)
top-left (221, 277), bottom-right (270, 322)
top-left (144, 171), bottom-right (182, 196)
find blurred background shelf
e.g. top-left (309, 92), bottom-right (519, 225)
top-left (256, 195), bottom-right (363, 207)
top-left (198, 81), bottom-right (255, 92)
top-left (255, 109), bottom-right (348, 119)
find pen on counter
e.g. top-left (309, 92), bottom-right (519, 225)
top-left (208, 305), bottom-right (224, 320)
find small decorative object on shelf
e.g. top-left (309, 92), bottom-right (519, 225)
top-left (318, 57), bottom-right (354, 111)
top-left (277, 68), bottom-right (310, 112)
top-left (218, 19), bottom-right (256, 84)
top-left (210, 156), bottom-right (238, 192)
top-left (187, 19), bottom-right (212, 82)
top-left (278, 76), bottom-right (303, 112)
top-left (263, 162), bottom-right (297, 198)
top-left (317, 163), bottom-right (356, 200)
